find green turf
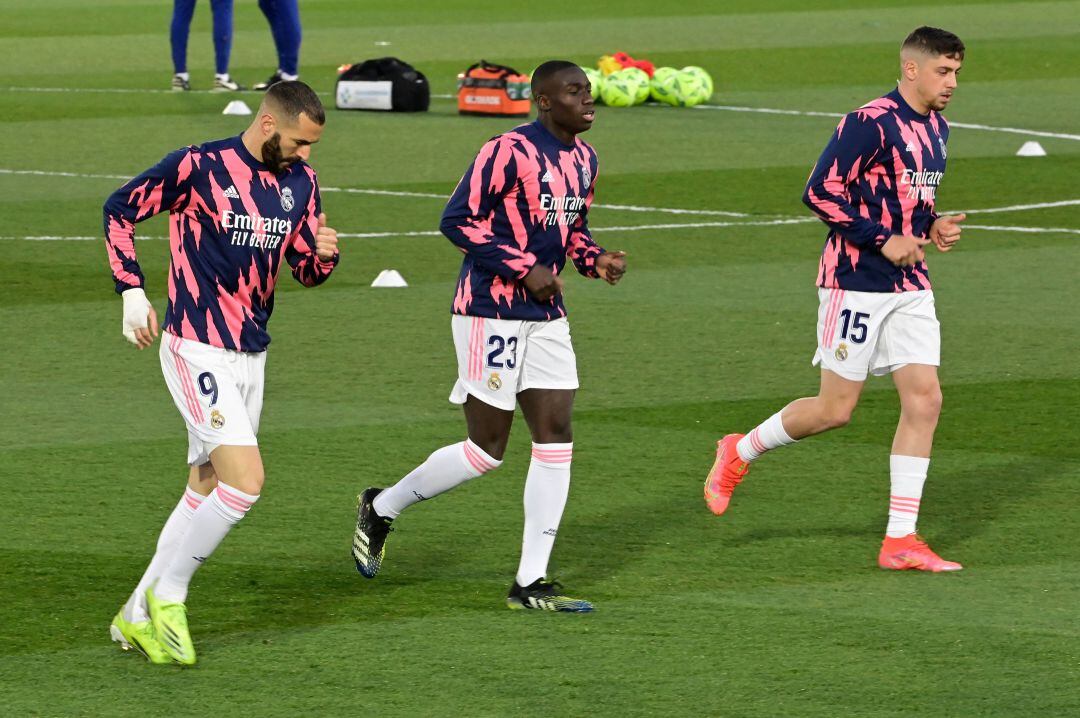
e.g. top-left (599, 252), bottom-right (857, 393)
top-left (1, 1), bottom-right (1078, 716)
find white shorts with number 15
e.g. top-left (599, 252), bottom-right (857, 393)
top-left (450, 315), bottom-right (579, 411)
top-left (812, 288), bottom-right (940, 382)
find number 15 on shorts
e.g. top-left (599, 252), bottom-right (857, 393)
top-left (838, 309), bottom-right (870, 344)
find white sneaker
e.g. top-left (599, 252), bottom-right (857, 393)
top-left (211, 74), bottom-right (244, 92)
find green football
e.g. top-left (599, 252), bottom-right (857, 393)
top-left (681, 66), bottom-right (714, 98)
top-left (673, 72), bottom-right (708, 107)
top-left (581, 67), bottom-right (603, 101)
top-left (600, 71), bottom-right (640, 107)
top-left (618, 67), bottom-right (651, 105)
top-left (650, 67), bottom-right (680, 106)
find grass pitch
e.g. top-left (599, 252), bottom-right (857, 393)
top-left (1, 1), bottom-right (1078, 715)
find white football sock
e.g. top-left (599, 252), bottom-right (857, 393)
top-left (215, 73), bottom-right (231, 82)
top-left (737, 410), bottom-right (797, 462)
top-left (175, 72), bottom-right (190, 81)
top-left (123, 486), bottom-right (205, 623)
top-left (154, 483), bottom-right (259, 603)
top-left (516, 443), bottom-right (573, 586)
top-left (281, 71), bottom-right (299, 81)
top-left (373, 439), bottom-right (501, 519)
top-left (886, 455), bottom-right (929, 538)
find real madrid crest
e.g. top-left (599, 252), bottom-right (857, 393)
top-left (834, 343), bottom-right (849, 362)
top-left (487, 372), bottom-right (503, 391)
top-left (581, 165), bottom-right (591, 190)
top-left (938, 137), bottom-right (947, 159)
top-left (210, 409), bottom-right (226, 429)
top-left (280, 186), bottom-right (294, 211)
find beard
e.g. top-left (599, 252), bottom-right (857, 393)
top-left (929, 96), bottom-right (950, 111)
top-left (261, 133), bottom-right (301, 173)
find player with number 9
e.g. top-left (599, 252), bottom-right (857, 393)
top-left (102, 81), bottom-right (339, 665)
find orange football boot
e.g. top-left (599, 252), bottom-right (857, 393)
top-left (879, 534), bottom-right (963, 572)
top-left (704, 433), bottom-right (749, 515)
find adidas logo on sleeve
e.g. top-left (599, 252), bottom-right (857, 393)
top-left (222, 185), bottom-right (240, 199)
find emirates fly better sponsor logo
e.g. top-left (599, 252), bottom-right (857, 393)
top-left (539, 194), bottom-right (586, 227)
top-left (222, 209), bottom-right (292, 249)
top-left (899, 168), bottom-right (944, 202)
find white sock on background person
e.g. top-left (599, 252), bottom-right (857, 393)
top-left (373, 439), bottom-right (501, 520)
top-left (516, 443), bottom-right (573, 587)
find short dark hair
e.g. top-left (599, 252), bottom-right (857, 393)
top-left (902, 26), bottom-right (965, 60)
top-left (530, 60), bottom-right (582, 98)
top-left (266, 80), bottom-right (326, 125)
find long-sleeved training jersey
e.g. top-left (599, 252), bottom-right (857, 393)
top-left (440, 121), bottom-right (606, 321)
top-left (104, 135), bottom-right (336, 352)
top-left (803, 88), bottom-right (949, 292)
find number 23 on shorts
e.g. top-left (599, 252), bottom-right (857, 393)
top-left (486, 335), bottom-right (518, 369)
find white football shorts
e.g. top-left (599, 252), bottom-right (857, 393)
top-left (812, 288), bottom-right (940, 382)
top-left (450, 315), bottom-right (579, 411)
top-left (159, 331), bottom-right (265, 465)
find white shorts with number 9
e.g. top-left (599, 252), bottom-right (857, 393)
top-left (812, 288), bottom-right (940, 382)
top-left (450, 315), bottom-right (579, 411)
top-left (159, 331), bottom-right (265, 465)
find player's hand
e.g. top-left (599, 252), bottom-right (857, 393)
top-left (315, 212), bottom-right (338, 261)
top-left (930, 213), bottom-right (966, 252)
top-left (881, 234), bottom-right (931, 267)
top-left (121, 287), bottom-right (159, 350)
top-left (596, 251), bottom-right (627, 285)
top-left (523, 264), bottom-right (564, 301)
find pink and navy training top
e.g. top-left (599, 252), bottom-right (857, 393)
top-left (803, 88), bottom-right (949, 293)
top-left (103, 135), bottom-right (337, 352)
top-left (440, 121), bottom-right (606, 321)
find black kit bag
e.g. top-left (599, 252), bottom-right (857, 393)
top-left (335, 57), bottom-right (430, 112)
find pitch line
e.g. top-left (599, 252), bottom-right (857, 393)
top-left (593, 203), bottom-right (748, 217)
top-left (5, 85), bottom-right (1078, 142)
top-left (946, 199), bottom-right (1080, 214)
top-left (322, 185), bottom-right (445, 200)
top-left (341, 215), bottom-right (812, 237)
top-left (2, 86), bottom-right (455, 99)
top-left (962, 224), bottom-right (1080, 235)
top-left (3, 166), bottom-right (1077, 222)
top-left (0, 167), bottom-right (754, 218)
top-left (0, 167), bottom-right (130, 181)
top-left (4, 86), bottom-right (202, 95)
top-left (8, 221), bottom-right (1080, 242)
top-left (691, 104), bottom-right (1080, 142)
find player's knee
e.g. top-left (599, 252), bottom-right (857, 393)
top-left (822, 402), bottom-right (856, 430)
top-left (924, 387), bottom-right (943, 418)
top-left (534, 419), bottom-right (572, 444)
top-left (908, 386), bottom-right (943, 423)
top-left (229, 465), bottom-right (265, 495)
top-left (468, 434), bottom-right (508, 463)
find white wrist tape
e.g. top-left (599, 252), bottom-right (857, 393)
top-left (121, 287), bottom-right (153, 344)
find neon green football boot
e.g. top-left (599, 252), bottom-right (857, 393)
top-left (110, 610), bottom-right (172, 664)
top-left (145, 584), bottom-right (196, 665)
